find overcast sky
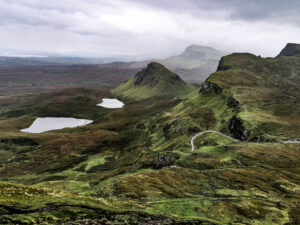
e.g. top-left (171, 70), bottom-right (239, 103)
top-left (0, 0), bottom-right (299, 58)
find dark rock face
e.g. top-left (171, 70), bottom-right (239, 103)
top-left (217, 57), bottom-right (231, 71)
top-left (134, 69), bottom-right (148, 85)
top-left (134, 62), bottom-right (163, 86)
top-left (228, 116), bottom-right (252, 140)
top-left (199, 81), bottom-right (222, 95)
top-left (170, 74), bottom-right (180, 81)
top-left (227, 96), bottom-right (240, 112)
top-left (163, 124), bottom-right (172, 140)
top-left (154, 154), bottom-right (177, 169)
top-left (134, 63), bottom-right (156, 85)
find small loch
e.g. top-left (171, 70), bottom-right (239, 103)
top-left (20, 117), bottom-right (93, 133)
top-left (97, 98), bottom-right (124, 108)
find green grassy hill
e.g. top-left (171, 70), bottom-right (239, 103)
top-left (152, 48), bottom-right (299, 154)
top-left (113, 62), bottom-right (194, 99)
top-left (205, 50), bottom-right (300, 140)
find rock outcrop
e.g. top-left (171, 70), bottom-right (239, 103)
top-left (154, 154), bottom-right (177, 169)
top-left (199, 81), bottom-right (222, 95)
top-left (227, 96), bottom-right (240, 112)
top-left (228, 116), bottom-right (252, 140)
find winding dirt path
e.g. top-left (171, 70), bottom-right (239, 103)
top-left (191, 130), bottom-right (239, 151)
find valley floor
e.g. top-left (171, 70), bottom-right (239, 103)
top-left (0, 94), bottom-right (299, 224)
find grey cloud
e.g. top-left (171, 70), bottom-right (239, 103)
top-left (1, 0), bottom-right (299, 30)
top-left (132, 0), bottom-right (300, 25)
top-left (0, 0), bottom-right (299, 57)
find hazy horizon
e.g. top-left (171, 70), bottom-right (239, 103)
top-left (1, 0), bottom-right (299, 58)
top-left (0, 43), bottom-right (226, 60)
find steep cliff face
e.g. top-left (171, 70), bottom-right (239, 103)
top-left (227, 96), bottom-right (240, 112)
top-left (228, 116), bottom-right (252, 140)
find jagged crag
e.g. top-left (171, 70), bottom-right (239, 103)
top-left (0, 44), bottom-right (299, 224)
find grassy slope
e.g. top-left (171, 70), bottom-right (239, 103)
top-left (0, 181), bottom-right (189, 224)
top-left (113, 77), bottom-right (193, 100)
top-left (0, 50), bottom-right (300, 224)
top-left (0, 90), bottom-right (299, 224)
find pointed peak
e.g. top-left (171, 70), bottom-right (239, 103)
top-left (134, 62), bottom-right (180, 86)
top-left (147, 61), bottom-right (168, 70)
top-left (113, 62), bottom-right (193, 99)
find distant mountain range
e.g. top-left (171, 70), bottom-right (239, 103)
top-left (103, 45), bottom-right (228, 83)
top-left (0, 56), bottom-right (119, 66)
top-left (161, 45), bottom-right (228, 82)
top-left (0, 44), bottom-right (228, 83)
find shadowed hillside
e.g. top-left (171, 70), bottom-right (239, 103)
top-left (277, 43), bottom-right (300, 57)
